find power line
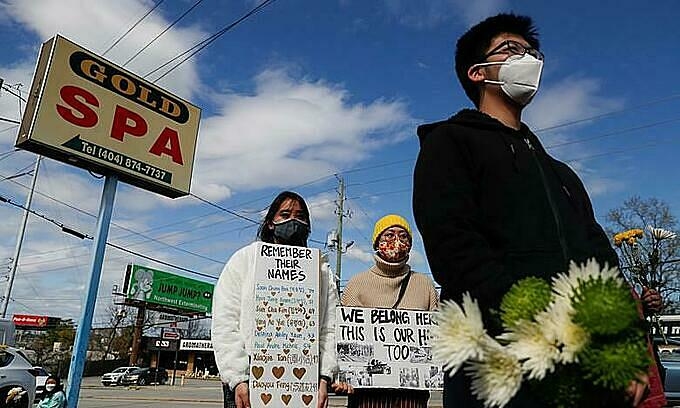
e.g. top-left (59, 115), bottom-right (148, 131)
top-left (1, 85), bottom-right (27, 103)
top-left (105, 242), bottom-right (218, 280)
top-left (534, 92), bottom-right (680, 134)
top-left (189, 192), bottom-right (260, 225)
top-left (146, 0), bottom-right (279, 81)
top-left (0, 116), bottom-right (19, 125)
top-left (546, 116), bottom-right (680, 149)
top-left (0, 125), bottom-right (18, 135)
top-left (0, 192), bottom-right (218, 281)
top-left (102, 0), bottom-right (166, 56)
top-left (1, 166), bottom-right (224, 264)
top-left (10, 192), bottom-right (343, 269)
top-left (122, 0), bottom-right (204, 67)
top-left (564, 137), bottom-right (680, 163)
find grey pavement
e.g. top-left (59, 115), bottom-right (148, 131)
top-left (73, 376), bottom-right (444, 407)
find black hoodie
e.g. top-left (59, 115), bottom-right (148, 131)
top-left (413, 109), bottom-right (618, 332)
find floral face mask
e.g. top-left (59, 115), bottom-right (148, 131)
top-left (376, 232), bottom-right (411, 263)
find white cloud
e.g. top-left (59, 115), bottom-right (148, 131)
top-left (192, 69), bottom-right (413, 200)
top-left (524, 77), bottom-right (626, 199)
top-left (346, 244), bottom-right (374, 263)
top-left (525, 77), bottom-right (624, 131)
top-left (0, 0), bottom-right (206, 99)
top-left (382, 0), bottom-right (508, 28)
top-left (0, 0), bottom-right (418, 323)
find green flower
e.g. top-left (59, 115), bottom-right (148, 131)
top-left (571, 277), bottom-right (638, 336)
top-left (530, 365), bottom-right (584, 408)
top-left (500, 277), bottom-right (552, 329)
top-left (580, 336), bottom-right (650, 390)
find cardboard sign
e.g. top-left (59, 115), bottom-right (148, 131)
top-left (16, 35), bottom-right (200, 198)
top-left (336, 307), bottom-right (443, 390)
top-left (250, 243), bottom-right (320, 407)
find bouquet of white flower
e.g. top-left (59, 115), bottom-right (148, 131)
top-left (431, 259), bottom-right (650, 408)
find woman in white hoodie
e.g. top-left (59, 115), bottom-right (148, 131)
top-left (211, 191), bottom-right (340, 408)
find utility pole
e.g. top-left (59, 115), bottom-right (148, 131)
top-left (1, 157), bottom-right (40, 318)
top-left (334, 176), bottom-right (345, 286)
top-left (129, 304), bottom-right (146, 366)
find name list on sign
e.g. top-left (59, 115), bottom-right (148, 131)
top-left (251, 243), bottom-right (320, 407)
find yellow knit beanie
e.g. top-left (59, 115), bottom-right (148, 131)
top-left (372, 214), bottom-right (412, 249)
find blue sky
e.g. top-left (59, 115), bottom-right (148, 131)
top-left (0, 0), bottom-right (678, 324)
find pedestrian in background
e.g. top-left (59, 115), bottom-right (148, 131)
top-left (342, 214), bottom-right (438, 408)
top-left (37, 376), bottom-right (66, 408)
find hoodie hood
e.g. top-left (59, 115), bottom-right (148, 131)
top-left (417, 109), bottom-right (531, 145)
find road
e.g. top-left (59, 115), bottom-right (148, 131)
top-left (74, 377), bottom-right (444, 407)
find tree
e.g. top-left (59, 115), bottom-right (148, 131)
top-left (100, 306), bottom-right (132, 361)
top-left (605, 196), bottom-right (680, 311)
top-left (25, 320), bottom-right (75, 375)
top-left (185, 317), bottom-right (210, 339)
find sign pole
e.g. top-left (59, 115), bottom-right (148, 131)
top-left (172, 345), bottom-right (178, 386)
top-left (66, 174), bottom-right (117, 407)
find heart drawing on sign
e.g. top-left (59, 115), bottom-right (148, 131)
top-left (293, 367), bottom-right (306, 380)
top-left (302, 395), bottom-right (314, 406)
top-left (288, 292), bottom-right (293, 297)
top-left (252, 366), bottom-right (264, 380)
top-left (281, 394), bottom-right (292, 405)
top-left (263, 301), bottom-right (268, 306)
top-left (272, 366), bottom-right (285, 379)
top-left (261, 393), bottom-right (272, 405)
top-left (283, 348), bottom-right (290, 354)
top-left (306, 293), bottom-right (311, 299)
top-left (302, 349), bottom-right (309, 356)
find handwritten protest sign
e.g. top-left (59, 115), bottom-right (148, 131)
top-left (251, 242), bottom-right (320, 407)
top-left (336, 306), bottom-right (443, 390)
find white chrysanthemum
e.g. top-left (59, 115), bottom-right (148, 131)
top-left (537, 299), bottom-right (589, 364)
top-left (465, 345), bottom-right (523, 408)
top-left (647, 225), bottom-right (677, 241)
top-left (432, 294), bottom-right (492, 374)
top-left (500, 320), bottom-right (560, 380)
top-left (552, 258), bottom-right (622, 300)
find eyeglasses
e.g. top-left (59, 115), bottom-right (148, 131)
top-left (483, 40), bottom-right (544, 61)
top-left (380, 230), bottom-right (411, 242)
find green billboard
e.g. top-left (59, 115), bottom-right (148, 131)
top-left (126, 264), bottom-right (214, 314)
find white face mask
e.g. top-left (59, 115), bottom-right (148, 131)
top-left (45, 384), bottom-right (56, 392)
top-left (474, 53), bottom-right (544, 106)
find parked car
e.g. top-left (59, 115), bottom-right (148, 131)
top-left (0, 346), bottom-right (37, 407)
top-left (101, 366), bottom-right (138, 386)
top-left (32, 366), bottom-right (50, 401)
top-left (121, 367), bottom-right (168, 386)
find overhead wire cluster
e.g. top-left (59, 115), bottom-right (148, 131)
top-left (1, 1), bottom-right (680, 313)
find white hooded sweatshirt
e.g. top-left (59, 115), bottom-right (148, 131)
top-left (211, 242), bottom-right (339, 389)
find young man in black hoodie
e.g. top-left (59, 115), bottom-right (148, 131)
top-left (412, 13), bottom-right (654, 407)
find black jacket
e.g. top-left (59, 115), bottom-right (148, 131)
top-left (413, 109), bottom-right (618, 329)
top-left (413, 109), bottom-right (621, 407)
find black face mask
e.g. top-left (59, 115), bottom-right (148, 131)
top-left (272, 219), bottom-right (309, 246)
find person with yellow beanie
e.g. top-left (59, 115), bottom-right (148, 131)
top-left (341, 214), bottom-right (439, 408)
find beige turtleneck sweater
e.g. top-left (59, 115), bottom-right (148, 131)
top-left (341, 255), bottom-right (439, 311)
